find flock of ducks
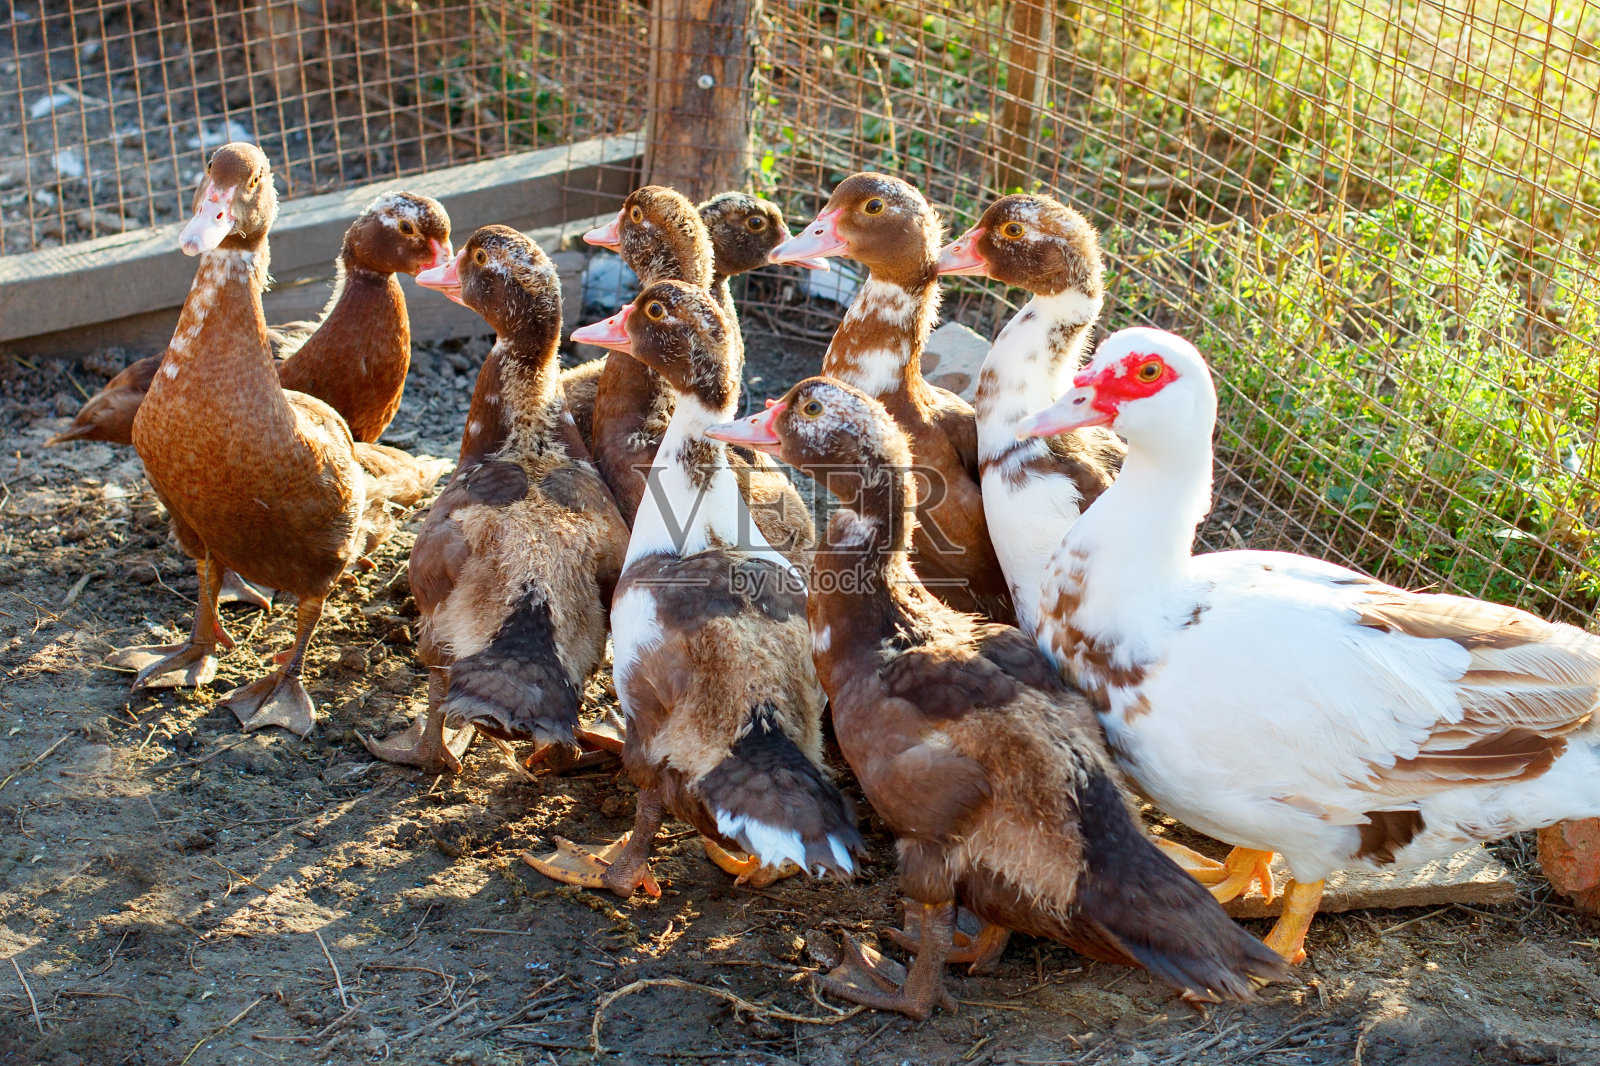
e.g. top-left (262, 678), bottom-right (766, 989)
top-left (48, 142), bottom-right (1600, 1021)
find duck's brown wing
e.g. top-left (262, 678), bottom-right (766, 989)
top-left (926, 384), bottom-right (979, 482)
top-left (48, 354), bottom-right (162, 446)
top-left (408, 459), bottom-right (529, 617)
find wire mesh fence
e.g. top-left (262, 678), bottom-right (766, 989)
top-left (0, 0), bottom-right (647, 252)
top-left (3, 0), bottom-right (1597, 623)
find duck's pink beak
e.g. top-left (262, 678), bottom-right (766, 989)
top-left (772, 220), bottom-right (830, 271)
top-left (179, 181), bottom-right (236, 256)
top-left (935, 226), bottom-right (989, 276)
top-left (705, 402), bottom-right (785, 456)
top-left (417, 237), bottom-right (453, 275)
top-left (1015, 386), bottom-right (1109, 438)
top-left (584, 210), bottom-right (624, 251)
top-left (770, 209), bottom-right (847, 265)
top-left (416, 248), bottom-right (466, 305)
top-left (570, 305), bottom-right (633, 352)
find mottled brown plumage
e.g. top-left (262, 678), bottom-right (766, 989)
top-left (528, 282), bottom-right (858, 898)
top-left (562, 187), bottom-right (814, 561)
top-left (363, 226), bottom-right (629, 774)
top-left (49, 192), bottom-right (451, 449)
top-left (728, 376), bottom-right (1284, 1019)
top-left (778, 173), bottom-right (1013, 623)
top-left (108, 144), bottom-right (445, 738)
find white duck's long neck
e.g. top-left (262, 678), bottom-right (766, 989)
top-left (625, 393), bottom-right (794, 573)
top-left (1063, 427), bottom-right (1213, 636)
top-left (974, 288), bottom-right (1101, 467)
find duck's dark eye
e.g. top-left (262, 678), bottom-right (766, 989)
top-left (474, 248), bottom-right (488, 267)
top-left (746, 215), bottom-right (767, 232)
top-left (1001, 221), bottom-right (1025, 239)
top-left (863, 198), bottom-right (885, 216)
top-left (629, 206), bottom-right (644, 224)
top-left (644, 300), bottom-right (666, 321)
top-left (1136, 360), bottom-right (1163, 383)
top-left (398, 220), bottom-right (416, 236)
top-left (801, 398), bottom-right (825, 418)
top-left (246, 172), bottom-right (259, 192)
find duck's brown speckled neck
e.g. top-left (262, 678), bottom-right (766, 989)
top-left (822, 273), bottom-right (941, 403)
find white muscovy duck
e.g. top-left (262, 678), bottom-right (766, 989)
top-left (1017, 325), bottom-right (1600, 963)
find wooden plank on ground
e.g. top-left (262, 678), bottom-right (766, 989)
top-left (0, 132), bottom-right (642, 346)
top-left (1223, 846), bottom-right (1514, 919)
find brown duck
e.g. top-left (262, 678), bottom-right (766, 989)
top-left (361, 227), bottom-right (629, 774)
top-left (105, 143), bottom-right (446, 738)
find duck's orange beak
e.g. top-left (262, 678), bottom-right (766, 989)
top-left (584, 210), bottom-right (624, 251)
top-left (706, 402), bottom-right (784, 456)
top-left (570, 305), bottom-right (633, 352)
top-left (416, 248), bottom-right (466, 305)
top-left (179, 181), bottom-right (236, 256)
top-left (770, 209), bottom-right (847, 265)
top-left (935, 226), bottom-right (989, 276)
top-left (771, 219), bottom-right (830, 271)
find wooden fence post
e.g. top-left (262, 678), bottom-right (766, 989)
top-left (643, 0), bottom-right (763, 201)
top-left (994, 0), bottom-right (1054, 193)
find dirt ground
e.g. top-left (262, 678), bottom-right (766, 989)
top-left (2, 327), bottom-right (1599, 1066)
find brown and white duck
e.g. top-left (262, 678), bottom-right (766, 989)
top-left (48, 191), bottom-right (451, 448)
top-left (528, 282), bottom-right (860, 896)
top-left (106, 143), bottom-right (446, 737)
top-left (564, 186), bottom-right (813, 560)
top-left (561, 189), bottom-right (824, 445)
top-left (361, 227), bottom-right (630, 773)
top-left (770, 173), bottom-right (1013, 623)
top-left (935, 194), bottom-right (1125, 635)
top-left (706, 376), bottom-right (1284, 1019)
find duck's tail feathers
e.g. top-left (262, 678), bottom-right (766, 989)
top-left (441, 592), bottom-right (579, 746)
top-left (1071, 764), bottom-right (1288, 1001)
top-left (699, 702), bottom-right (864, 879)
top-left (353, 443), bottom-right (452, 555)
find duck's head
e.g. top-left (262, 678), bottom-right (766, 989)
top-left (770, 173), bottom-right (940, 279)
top-left (417, 225), bottom-right (560, 335)
top-left (936, 193), bottom-right (1102, 299)
top-left (697, 191), bottom-right (828, 274)
top-left (585, 185), bottom-right (713, 286)
top-left (344, 192), bottom-right (453, 276)
top-left (706, 375), bottom-right (910, 489)
top-left (1016, 327), bottom-right (1215, 444)
top-left (180, 142), bottom-right (277, 256)
top-left (571, 280), bottom-right (736, 411)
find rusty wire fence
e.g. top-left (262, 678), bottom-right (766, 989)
top-left (3, 0), bottom-right (1598, 623)
top-left (0, 0), bottom-right (647, 251)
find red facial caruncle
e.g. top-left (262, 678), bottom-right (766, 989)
top-left (1074, 351), bottom-right (1179, 417)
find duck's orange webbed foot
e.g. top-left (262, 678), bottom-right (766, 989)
top-left (1209, 847), bottom-right (1277, 904)
top-left (216, 571), bottom-right (275, 610)
top-left (361, 672), bottom-right (474, 774)
top-left (1153, 837), bottom-right (1229, 885)
top-left (701, 838), bottom-right (800, 888)
top-left (524, 711), bottom-right (626, 774)
top-left (523, 835), bottom-right (661, 899)
top-left (884, 900), bottom-right (1011, 975)
top-left (1261, 878), bottom-right (1323, 965)
top-left (221, 671), bottom-right (316, 738)
top-left (105, 640), bottom-right (221, 689)
top-left (360, 702), bottom-right (475, 775)
top-left (815, 903), bottom-right (959, 1021)
top-left (524, 788), bottom-right (666, 900)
